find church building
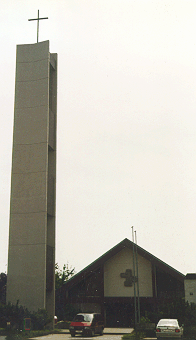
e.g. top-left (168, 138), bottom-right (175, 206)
top-left (57, 238), bottom-right (184, 327)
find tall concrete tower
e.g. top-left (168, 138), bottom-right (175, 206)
top-left (7, 40), bottom-right (57, 318)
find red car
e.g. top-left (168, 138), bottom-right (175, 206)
top-left (69, 313), bottom-right (104, 337)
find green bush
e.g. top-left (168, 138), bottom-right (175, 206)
top-left (122, 330), bottom-right (145, 340)
top-left (0, 301), bottom-right (51, 330)
top-left (183, 325), bottom-right (196, 339)
top-left (31, 308), bottom-right (52, 330)
top-left (134, 300), bottom-right (196, 335)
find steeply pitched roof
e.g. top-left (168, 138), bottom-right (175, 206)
top-left (62, 238), bottom-right (185, 289)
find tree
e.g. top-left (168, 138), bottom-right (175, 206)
top-left (55, 263), bottom-right (75, 290)
top-left (55, 263), bottom-right (77, 321)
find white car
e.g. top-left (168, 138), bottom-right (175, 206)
top-left (156, 319), bottom-right (183, 339)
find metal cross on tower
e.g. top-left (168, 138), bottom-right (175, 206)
top-left (28, 10), bottom-right (48, 43)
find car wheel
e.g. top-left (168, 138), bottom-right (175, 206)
top-left (70, 331), bottom-right (75, 337)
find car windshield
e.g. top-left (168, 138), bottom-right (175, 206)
top-left (73, 314), bottom-right (93, 322)
top-left (158, 319), bottom-right (178, 327)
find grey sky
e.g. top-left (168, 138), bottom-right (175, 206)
top-left (1, 0), bottom-right (196, 275)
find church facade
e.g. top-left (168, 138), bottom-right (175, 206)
top-left (57, 239), bottom-right (184, 327)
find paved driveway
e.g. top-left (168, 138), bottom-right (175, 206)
top-left (31, 331), bottom-right (133, 340)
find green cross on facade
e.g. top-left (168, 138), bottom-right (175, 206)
top-left (120, 269), bottom-right (138, 287)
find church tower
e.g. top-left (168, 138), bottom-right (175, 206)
top-left (6, 40), bottom-right (57, 318)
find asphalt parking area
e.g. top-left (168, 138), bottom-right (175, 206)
top-left (30, 334), bottom-right (124, 340)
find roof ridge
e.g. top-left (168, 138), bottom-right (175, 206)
top-left (62, 238), bottom-right (184, 287)
top-left (63, 238), bottom-right (128, 284)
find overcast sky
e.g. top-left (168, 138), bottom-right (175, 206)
top-left (1, 0), bottom-right (196, 276)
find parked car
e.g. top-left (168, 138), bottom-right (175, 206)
top-left (156, 319), bottom-right (183, 339)
top-left (69, 313), bottom-right (104, 337)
